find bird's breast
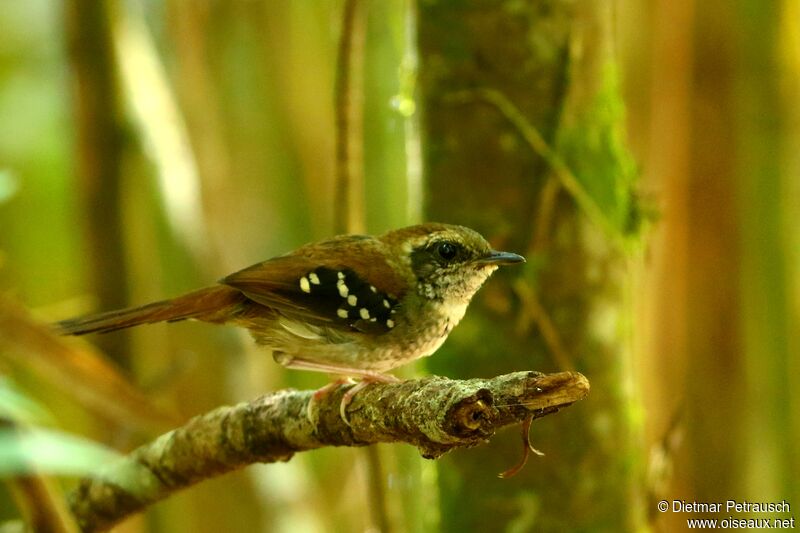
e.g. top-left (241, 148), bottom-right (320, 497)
top-left (392, 299), bottom-right (469, 361)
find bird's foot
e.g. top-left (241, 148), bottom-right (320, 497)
top-left (305, 373), bottom-right (399, 426)
top-left (338, 373), bottom-right (399, 425)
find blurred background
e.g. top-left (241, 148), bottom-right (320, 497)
top-left (0, 0), bottom-right (798, 532)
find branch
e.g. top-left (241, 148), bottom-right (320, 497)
top-left (68, 370), bottom-right (589, 532)
top-left (333, 0), bottom-right (365, 234)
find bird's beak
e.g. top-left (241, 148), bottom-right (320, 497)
top-left (475, 250), bottom-right (526, 266)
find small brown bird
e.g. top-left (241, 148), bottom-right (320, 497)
top-left (57, 223), bottom-right (524, 387)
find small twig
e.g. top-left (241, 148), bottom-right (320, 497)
top-left (68, 370), bottom-right (589, 532)
top-left (513, 280), bottom-right (574, 371)
top-left (531, 175), bottom-right (561, 253)
top-left (445, 88), bottom-right (622, 247)
top-left (497, 415), bottom-right (544, 479)
top-left (333, 0), bottom-right (365, 235)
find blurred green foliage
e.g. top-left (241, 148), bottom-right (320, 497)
top-left (558, 63), bottom-right (641, 239)
top-left (0, 0), bottom-right (797, 531)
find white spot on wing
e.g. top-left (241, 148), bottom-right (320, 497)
top-left (359, 308), bottom-right (370, 320)
top-left (337, 279), bottom-right (349, 297)
top-left (337, 308), bottom-right (349, 319)
top-left (309, 272), bottom-right (320, 285)
top-left (299, 276), bottom-right (311, 293)
top-left (386, 319), bottom-right (395, 328)
top-left (347, 294), bottom-right (357, 306)
top-left (337, 271), bottom-right (345, 280)
top-left (370, 285), bottom-right (377, 293)
top-left (383, 299), bottom-right (390, 308)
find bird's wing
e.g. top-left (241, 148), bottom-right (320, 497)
top-left (221, 236), bottom-right (405, 333)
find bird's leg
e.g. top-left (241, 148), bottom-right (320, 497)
top-left (311, 377), bottom-right (356, 401)
top-left (278, 356), bottom-right (400, 381)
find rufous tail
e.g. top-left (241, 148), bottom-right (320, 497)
top-left (55, 285), bottom-right (243, 335)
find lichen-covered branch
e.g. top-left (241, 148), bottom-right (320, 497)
top-left (68, 371), bottom-right (588, 532)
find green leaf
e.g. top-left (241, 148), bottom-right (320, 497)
top-left (558, 62), bottom-right (642, 241)
top-left (0, 428), bottom-right (122, 477)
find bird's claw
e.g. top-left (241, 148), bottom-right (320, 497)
top-left (306, 374), bottom-right (399, 426)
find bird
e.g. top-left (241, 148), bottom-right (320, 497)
top-left (56, 223), bottom-right (524, 416)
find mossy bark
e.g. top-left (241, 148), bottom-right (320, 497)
top-left (417, 1), bottom-right (643, 530)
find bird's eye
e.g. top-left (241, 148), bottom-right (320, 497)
top-left (435, 241), bottom-right (458, 261)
